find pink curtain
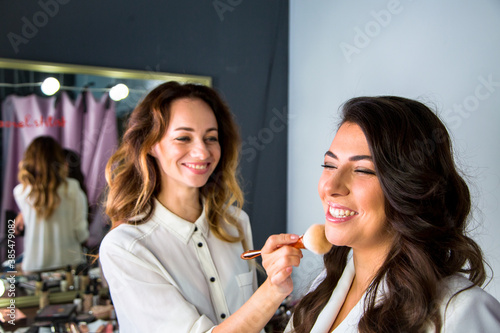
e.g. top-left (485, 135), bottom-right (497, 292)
top-left (0, 91), bottom-right (118, 260)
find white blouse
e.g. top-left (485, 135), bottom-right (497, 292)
top-left (285, 258), bottom-right (500, 333)
top-left (99, 199), bottom-right (260, 333)
top-left (14, 178), bottom-right (89, 272)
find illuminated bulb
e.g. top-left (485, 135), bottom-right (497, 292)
top-left (109, 83), bottom-right (129, 101)
top-left (41, 77), bottom-right (60, 96)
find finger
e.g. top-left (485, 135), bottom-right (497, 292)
top-left (271, 267), bottom-right (293, 283)
top-left (262, 248), bottom-right (302, 275)
top-left (261, 233), bottom-right (300, 253)
top-left (262, 246), bottom-right (302, 267)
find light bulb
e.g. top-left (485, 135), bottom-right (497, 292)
top-left (109, 83), bottom-right (129, 101)
top-left (41, 77), bottom-right (60, 96)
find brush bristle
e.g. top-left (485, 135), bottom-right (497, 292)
top-left (302, 224), bottom-right (332, 255)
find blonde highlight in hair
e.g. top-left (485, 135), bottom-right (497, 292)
top-left (105, 82), bottom-right (246, 247)
top-left (18, 136), bottom-right (67, 219)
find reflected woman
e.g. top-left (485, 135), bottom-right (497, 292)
top-left (286, 96), bottom-right (500, 333)
top-left (14, 136), bottom-right (89, 273)
top-left (99, 82), bottom-right (300, 333)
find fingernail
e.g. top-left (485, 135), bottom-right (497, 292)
top-left (290, 234), bottom-right (299, 240)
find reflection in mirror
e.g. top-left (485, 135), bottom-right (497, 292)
top-left (0, 58), bottom-right (211, 307)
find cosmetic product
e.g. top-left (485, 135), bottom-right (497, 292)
top-left (65, 265), bottom-right (74, 289)
top-left (34, 273), bottom-right (43, 296)
top-left (66, 322), bottom-right (80, 333)
top-left (241, 224), bottom-right (332, 259)
top-left (60, 275), bottom-right (68, 292)
top-left (74, 293), bottom-right (83, 313)
top-left (92, 284), bottom-right (99, 307)
top-left (39, 282), bottom-right (49, 309)
top-left (103, 323), bottom-right (114, 333)
top-left (73, 274), bottom-right (80, 291)
top-left (80, 267), bottom-right (90, 292)
top-left (83, 285), bottom-right (93, 313)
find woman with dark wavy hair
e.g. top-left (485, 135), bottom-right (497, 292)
top-left (99, 81), bottom-right (301, 333)
top-left (285, 96), bottom-right (500, 333)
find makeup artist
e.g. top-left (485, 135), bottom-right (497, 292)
top-left (14, 136), bottom-right (89, 273)
top-left (285, 96), bottom-right (500, 333)
top-left (99, 82), bottom-right (301, 333)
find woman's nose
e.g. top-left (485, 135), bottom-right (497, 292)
top-left (190, 140), bottom-right (210, 159)
top-left (320, 170), bottom-right (350, 197)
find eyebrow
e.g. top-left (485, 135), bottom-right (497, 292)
top-left (324, 151), bottom-right (372, 161)
top-left (174, 127), bottom-right (218, 133)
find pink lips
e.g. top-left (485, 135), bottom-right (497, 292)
top-left (325, 202), bottom-right (358, 224)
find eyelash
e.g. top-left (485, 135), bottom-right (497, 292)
top-left (355, 169), bottom-right (376, 175)
top-left (175, 136), bottom-right (218, 142)
top-left (321, 164), bottom-right (376, 175)
top-left (321, 164), bottom-right (336, 170)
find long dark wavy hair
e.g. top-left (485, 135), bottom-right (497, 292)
top-left (105, 81), bottom-right (246, 247)
top-left (291, 96), bottom-right (486, 333)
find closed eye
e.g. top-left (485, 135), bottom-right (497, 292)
top-left (355, 169), bottom-right (376, 175)
top-left (321, 164), bottom-right (337, 170)
top-left (175, 136), bottom-right (190, 142)
top-left (205, 136), bottom-right (219, 142)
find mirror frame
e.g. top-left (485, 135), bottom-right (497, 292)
top-left (0, 57), bottom-right (212, 86)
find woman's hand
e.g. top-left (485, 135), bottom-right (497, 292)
top-left (14, 213), bottom-right (24, 236)
top-left (260, 233), bottom-right (303, 296)
top-left (212, 233), bottom-right (303, 333)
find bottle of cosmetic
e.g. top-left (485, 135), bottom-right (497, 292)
top-left (73, 273), bottom-right (80, 291)
top-left (39, 282), bottom-right (49, 309)
top-left (83, 285), bottom-right (93, 313)
top-left (73, 293), bottom-right (83, 313)
top-left (65, 265), bottom-right (74, 289)
top-left (92, 282), bottom-right (100, 307)
top-left (60, 274), bottom-right (68, 292)
top-left (80, 267), bottom-right (90, 292)
top-left (34, 273), bottom-right (43, 296)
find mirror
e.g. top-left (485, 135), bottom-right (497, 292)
top-left (0, 58), bottom-right (211, 306)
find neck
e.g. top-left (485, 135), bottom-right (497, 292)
top-left (351, 243), bottom-right (392, 292)
top-left (156, 185), bottom-right (202, 223)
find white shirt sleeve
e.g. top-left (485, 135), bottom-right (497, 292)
top-left (99, 236), bottom-right (217, 333)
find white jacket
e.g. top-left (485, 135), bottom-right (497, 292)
top-left (285, 258), bottom-right (500, 332)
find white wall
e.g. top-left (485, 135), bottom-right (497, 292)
top-left (289, 0), bottom-right (500, 301)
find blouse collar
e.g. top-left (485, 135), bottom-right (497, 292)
top-left (150, 198), bottom-right (209, 244)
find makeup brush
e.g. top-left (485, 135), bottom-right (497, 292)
top-left (240, 224), bottom-right (332, 260)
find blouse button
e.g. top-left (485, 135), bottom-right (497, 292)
top-left (220, 313), bottom-right (226, 319)
top-left (197, 242), bottom-right (203, 247)
top-left (194, 226), bottom-right (198, 232)
top-left (210, 277), bottom-right (215, 282)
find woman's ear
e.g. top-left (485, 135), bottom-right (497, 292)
top-left (149, 144), bottom-right (157, 158)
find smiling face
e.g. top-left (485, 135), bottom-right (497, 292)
top-left (151, 97), bottom-right (221, 195)
top-left (318, 122), bottom-right (392, 254)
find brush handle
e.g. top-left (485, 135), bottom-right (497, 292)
top-left (240, 250), bottom-right (262, 260)
top-left (240, 236), bottom-right (305, 260)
